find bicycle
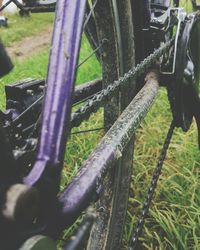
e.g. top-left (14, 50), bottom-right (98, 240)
top-left (0, 0), bottom-right (200, 249)
top-left (0, 0), bottom-right (199, 16)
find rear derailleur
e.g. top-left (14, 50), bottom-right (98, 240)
top-left (148, 4), bottom-right (200, 147)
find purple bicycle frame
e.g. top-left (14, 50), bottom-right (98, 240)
top-left (24, 0), bottom-right (87, 189)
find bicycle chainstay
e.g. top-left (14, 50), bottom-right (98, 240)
top-left (129, 120), bottom-right (175, 250)
top-left (70, 37), bottom-right (176, 249)
top-left (71, 38), bottom-right (175, 128)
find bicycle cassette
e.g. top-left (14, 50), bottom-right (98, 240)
top-left (173, 12), bottom-right (200, 146)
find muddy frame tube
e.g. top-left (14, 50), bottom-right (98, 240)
top-left (47, 72), bottom-right (160, 236)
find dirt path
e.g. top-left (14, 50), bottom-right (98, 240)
top-left (7, 26), bottom-right (53, 60)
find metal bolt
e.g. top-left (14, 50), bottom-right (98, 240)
top-left (38, 85), bottom-right (45, 91)
top-left (26, 90), bottom-right (34, 95)
top-left (2, 184), bottom-right (39, 224)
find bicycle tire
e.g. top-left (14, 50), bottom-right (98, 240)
top-left (86, 1), bottom-right (143, 249)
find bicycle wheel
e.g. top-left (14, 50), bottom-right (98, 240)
top-left (86, 1), bottom-right (146, 249)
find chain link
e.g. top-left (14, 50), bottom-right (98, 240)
top-left (71, 37), bottom-right (175, 249)
top-left (129, 120), bottom-right (175, 250)
top-left (71, 38), bottom-right (175, 128)
top-left (128, 17), bottom-right (185, 249)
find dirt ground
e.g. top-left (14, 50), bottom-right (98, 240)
top-left (7, 26), bottom-right (52, 60)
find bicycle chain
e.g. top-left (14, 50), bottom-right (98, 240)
top-left (129, 120), bottom-right (175, 249)
top-left (71, 38), bottom-right (175, 128)
top-left (70, 36), bottom-right (175, 249)
top-left (128, 22), bottom-right (186, 249)
top-left (128, 17), bottom-right (187, 249)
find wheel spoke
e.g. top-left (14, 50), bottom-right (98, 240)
top-left (84, 0), bottom-right (98, 29)
top-left (77, 39), bottom-right (106, 68)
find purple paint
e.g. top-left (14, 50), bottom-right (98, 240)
top-left (24, 0), bottom-right (87, 186)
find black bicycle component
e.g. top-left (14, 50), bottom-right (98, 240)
top-left (6, 78), bottom-right (44, 113)
top-left (63, 210), bottom-right (96, 250)
top-left (0, 40), bottom-right (13, 77)
top-left (4, 79), bottom-right (44, 146)
top-left (172, 12), bottom-right (200, 146)
top-left (141, 0), bottom-right (176, 61)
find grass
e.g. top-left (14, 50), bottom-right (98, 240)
top-left (0, 13), bottom-right (54, 46)
top-left (125, 89), bottom-right (200, 249)
top-left (1, 6), bottom-right (200, 249)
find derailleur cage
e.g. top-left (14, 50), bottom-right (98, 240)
top-left (170, 11), bottom-right (200, 145)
